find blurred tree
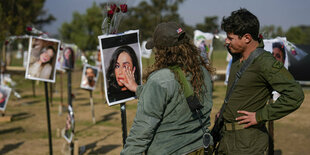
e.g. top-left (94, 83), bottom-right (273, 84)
top-left (260, 25), bottom-right (284, 38)
top-left (286, 25), bottom-right (310, 45)
top-left (0, 0), bottom-right (55, 43)
top-left (195, 16), bottom-right (219, 33)
top-left (59, 2), bottom-right (103, 51)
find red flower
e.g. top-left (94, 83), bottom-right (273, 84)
top-left (259, 34), bottom-right (263, 39)
top-left (107, 10), bottom-right (114, 19)
top-left (26, 26), bottom-right (32, 32)
top-left (5, 40), bottom-right (9, 46)
top-left (110, 4), bottom-right (117, 12)
top-left (120, 4), bottom-right (127, 13)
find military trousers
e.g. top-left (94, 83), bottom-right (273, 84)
top-left (217, 124), bottom-right (269, 155)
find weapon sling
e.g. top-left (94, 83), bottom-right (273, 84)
top-left (169, 66), bottom-right (212, 155)
top-left (210, 48), bottom-right (265, 152)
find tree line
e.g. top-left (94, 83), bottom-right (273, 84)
top-left (1, 0), bottom-right (310, 52)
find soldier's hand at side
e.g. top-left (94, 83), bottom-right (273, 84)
top-left (235, 110), bottom-right (257, 128)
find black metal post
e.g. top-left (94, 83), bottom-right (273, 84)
top-left (44, 82), bottom-right (53, 155)
top-left (50, 83), bottom-right (53, 106)
top-left (60, 72), bottom-right (64, 106)
top-left (58, 72), bottom-right (64, 115)
top-left (67, 69), bottom-right (72, 107)
top-left (67, 69), bottom-right (74, 155)
top-left (120, 103), bottom-right (127, 146)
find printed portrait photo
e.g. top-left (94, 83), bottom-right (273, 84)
top-left (61, 46), bottom-right (75, 70)
top-left (263, 38), bottom-right (289, 69)
top-left (0, 85), bottom-right (12, 112)
top-left (80, 65), bottom-right (99, 90)
top-left (98, 30), bottom-right (142, 106)
top-left (25, 37), bottom-right (60, 83)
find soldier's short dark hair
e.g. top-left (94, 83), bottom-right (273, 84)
top-left (221, 8), bottom-right (260, 41)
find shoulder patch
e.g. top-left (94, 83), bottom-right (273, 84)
top-left (272, 61), bottom-right (283, 69)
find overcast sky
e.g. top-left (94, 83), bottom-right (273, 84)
top-left (43, 0), bottom-right (310, 35)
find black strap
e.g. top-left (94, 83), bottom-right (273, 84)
top-left (169, 66), bottom-right (211, 150)
top-left (217, 48), bottom-right (265, 121)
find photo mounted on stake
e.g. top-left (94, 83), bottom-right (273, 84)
top-left (193, 30), bottom-right (214, 63)
top-left (61, 45), bottom-right (76, 70)
top-left (0, 85), bottom-right (12, 112)
top-left (98, 30), bottom-right (142, 106)
top-left (80, 65), bottom-right (99, 90)
top-left (25, 36), bottom-right (60, 83)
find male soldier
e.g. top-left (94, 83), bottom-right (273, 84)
top-left (218, 8), bottom-right (304, 154)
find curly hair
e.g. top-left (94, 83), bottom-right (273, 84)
top-left (221, 8), bottom-right (260, 41)
top-left (146, 41), bottom-right (214, 97)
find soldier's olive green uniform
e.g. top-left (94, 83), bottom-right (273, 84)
top-left (121, 67), bottom-right (213, 155)
top-left (218, 44), bottom-right (304, 154)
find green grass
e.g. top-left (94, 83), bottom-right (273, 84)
top-left (211, 49), bottom-right (229, 71)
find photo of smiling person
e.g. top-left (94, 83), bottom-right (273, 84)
top-left (106, 45), bottom-right (141, 103)
top-left (98, 30), bottom-right (142, 106)
top-left (26, 37), bottom-right (60, 82)
top-left (80, 65), bottom-right (99, 90)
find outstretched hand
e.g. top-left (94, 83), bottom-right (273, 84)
top-left (235, 110), bottom-right (257, 128)
top-left (120, 66), bottom-right (138, 92)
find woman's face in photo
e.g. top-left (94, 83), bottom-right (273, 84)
top-left (40, 48), bottom-right (54, 63)
top-left (115, 52), bottom-right (134, 88)
top-left (64, 49), bottom-right (72, 60)
top-left (272, 47), bottom-right (285, 63)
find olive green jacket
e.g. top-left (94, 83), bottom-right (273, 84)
top-left (121, 67), bottom-right (213, 155)
top-left (224, 47), bottom-right (304, 123)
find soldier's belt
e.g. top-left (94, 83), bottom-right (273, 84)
top-left (224, 122), bottom-right (244, 131)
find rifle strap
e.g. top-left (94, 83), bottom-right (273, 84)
top-left (169, 66), bottom-right (211, 149)
top-left (218, 48), bottom-right (265, 122)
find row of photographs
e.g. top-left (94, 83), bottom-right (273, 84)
top-left (24, 30), bottom-right (142, 106)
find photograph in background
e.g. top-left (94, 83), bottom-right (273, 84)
top-left (98, 30), bottom-right (142, 106)
top-left (193, 30), bottom-right (214, 63)
top-left (0, 85), bottom-right (12, 112)
top-left (25, 37), bottom-right (60, 83)
top-left (61, 46), bottom-right (76, 70)
top-left (80, 65), bottom-right (99, 90)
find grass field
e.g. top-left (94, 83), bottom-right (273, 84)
top-left (0, 50), bottom-right (309, 154)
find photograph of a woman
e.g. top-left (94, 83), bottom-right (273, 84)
top-left (0, 86), bottom-right (12, 112)
top-left (62, 47), bottom-right (75, 70)
top-left (98, 30), bottom-right (142, 106)
top-left (106, 46), bottom-right (141, 103)
top-left (25, 37), bottom-right (60, 83)
top-left (80, 65), bottom-right (99, 90)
